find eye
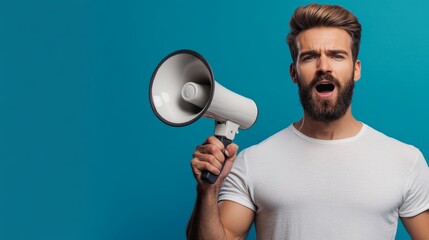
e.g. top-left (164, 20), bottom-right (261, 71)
top-left (332, 54), bottom-right (345, 60)
top-left (302, 55), bottom-right (317, 61)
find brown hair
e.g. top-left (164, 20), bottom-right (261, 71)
top-left (287, 3), bottom-right (362, 63)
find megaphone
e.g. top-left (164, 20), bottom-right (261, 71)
top-left (149, 50), bottom-right (258, 184)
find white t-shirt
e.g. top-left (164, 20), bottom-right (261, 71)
top-left (219, 123), bottom-right (429, 240)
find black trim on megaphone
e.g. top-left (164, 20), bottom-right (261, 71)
top-left (149, 49), bottom-right (215, 127)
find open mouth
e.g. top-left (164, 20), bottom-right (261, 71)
top-left (315, 82), bottom-right (335, 93)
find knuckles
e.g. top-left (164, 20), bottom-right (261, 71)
top-left (192, 150), bottom-right (200, 158)
top-left (205, 144), bottom-right (219, 154)
top-left (191, 136), bottom-right (232, 168)
top-left (196, 143), bottom-right (222, 155)
top-left (207, 154), bottom-right (222, 165)
top-left (206, 136), bottom-right (218, 144)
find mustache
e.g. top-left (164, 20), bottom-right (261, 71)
top-left (309, 72), bottom-right (340, 88)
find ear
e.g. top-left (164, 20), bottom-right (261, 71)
top-left (353, 60), bottom-right (361, 82)
top-left (290, 63), bottom-right (298, 83)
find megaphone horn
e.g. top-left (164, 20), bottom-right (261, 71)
top-left (149, 50), bottom-right (258, 183)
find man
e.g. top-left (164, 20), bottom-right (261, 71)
top-left (187, 3), bottom-right (429, 239)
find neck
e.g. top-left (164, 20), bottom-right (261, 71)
top-left (294, 108), bottom-right (362, 140)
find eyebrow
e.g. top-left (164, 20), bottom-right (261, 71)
top-left (327, 50), bottom-right (349, 56)
top-left (299, 49), bottom-right (350, 59)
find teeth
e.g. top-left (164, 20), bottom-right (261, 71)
top-left (316, 83), bottom-right (335, 93)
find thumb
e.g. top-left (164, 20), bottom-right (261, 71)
top-left (218, 143), bottom-right (239, 180)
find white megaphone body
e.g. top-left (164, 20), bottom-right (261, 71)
top-left (149, 50), bottom-right (258, 183)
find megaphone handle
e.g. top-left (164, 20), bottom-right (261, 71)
top-left (200, 135), bottom-right (232, 184)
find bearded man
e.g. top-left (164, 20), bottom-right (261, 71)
top-left (187, 3), bottom-right (429, 240)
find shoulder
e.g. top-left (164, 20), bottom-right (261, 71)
top-left (242, 125), bottom-right (295, 153)
top-left (364, 124), bottom-right (418, 150)
top-left (362, 123), bottom-right (423, 162)
top-left (235, 125), bottom-right (298, 166)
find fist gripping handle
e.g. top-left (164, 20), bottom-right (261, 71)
top-left (201, 135), bottom-right (233, 184)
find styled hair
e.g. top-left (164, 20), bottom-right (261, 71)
top-left (287, 3), bottom-right (362, 63)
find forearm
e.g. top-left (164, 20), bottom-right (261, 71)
top-left (186, 185), bottom-right (227, 240)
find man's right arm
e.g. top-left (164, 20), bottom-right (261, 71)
top-left (186, 136), bottom-right (254, 240)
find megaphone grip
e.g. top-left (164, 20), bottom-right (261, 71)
top-left (200, 135), bottom-right (233, 184)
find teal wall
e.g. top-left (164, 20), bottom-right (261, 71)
top-left (1, 0), bottom-right (428, 239)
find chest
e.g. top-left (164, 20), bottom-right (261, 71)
top-left (249, 149), bottom-right (406, 217)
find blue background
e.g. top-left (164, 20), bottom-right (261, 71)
top-left (0, 0), bottom-right (428, 239)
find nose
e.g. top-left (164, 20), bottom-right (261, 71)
top-left (317, 55), bottom-right (332, 72)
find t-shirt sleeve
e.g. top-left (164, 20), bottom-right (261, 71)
top-left (399, 150), bottom-right (429, 217)
top-left (218, 149), bottom-right (257, 212)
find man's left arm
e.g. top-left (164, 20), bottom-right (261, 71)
top-left (401, 210), bottom-right (429, 240)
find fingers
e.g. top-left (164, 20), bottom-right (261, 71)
top-left (204, 136), bottom-right (238, 160)
top-left (191, 157), bottom-right (221, 176)
top-left (225, 143), bottom-right (239, 159)
top-left (190, 136), bottom-right (239, 183)
top-left (197, 138), bottom-right (225, 162)
top-left (192, 150), bottom-right (223, 174)
top-left (218, 143), bottom-right (238, 180)
top-left (203, 136), bottom-right (225, 150)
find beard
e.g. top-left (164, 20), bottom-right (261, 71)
top-left (298, 71), bottom-right (355, 123)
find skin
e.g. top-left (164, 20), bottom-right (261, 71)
top-left (402, 211), bottom-right (429, 240)
top-left (186, 136), bottom-right (252, 240)
top-left (290, 27), bottom-right (362, 140)
top-left (186, 27), bottom-right (429, 240)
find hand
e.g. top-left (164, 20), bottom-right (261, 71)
top-left (191, 136), bottom-right (239, 187)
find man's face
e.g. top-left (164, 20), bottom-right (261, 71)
top-left (290, 27), bottom-right (361, 123)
